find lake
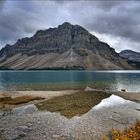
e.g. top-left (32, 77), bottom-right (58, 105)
top-left (0, 70), bottom-right (140, 92)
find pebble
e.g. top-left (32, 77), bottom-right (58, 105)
top-left (0, 128), bottom-right (4, 132)
top-left (17, 133), bottom-right (26, 139)
top-left (19, 125), bottom-right (28, 129)
top-left (18, 125), bottom-right (32, 132)
top-left (136, 108), bottom-right (140, 111)
top-left (37, 121), bottom-right (41, 124)
top-left (27, 123), bottom-right (32, 127)
top-left (38, 103), bottom-right (43, 106)
top-left (52, 134), bottom-right (60, 138)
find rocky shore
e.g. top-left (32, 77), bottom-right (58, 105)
top-left (0, 90), bottom-right (140, 140)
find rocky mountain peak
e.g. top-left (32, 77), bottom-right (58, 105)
top-left (58, 22), bottom-right (72, 28)
top-left (0, 22), bottom-right (136, 70)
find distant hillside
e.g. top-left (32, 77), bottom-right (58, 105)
top-left (0, 22), bottom-right (136, 70)
top-left (119, 50), bottom-right (140, 69)
top-left (119, 50), bottom-right (140, 62)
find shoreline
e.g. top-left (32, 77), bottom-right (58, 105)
top-left (0, 89), bottom-right (140, 108)
top-left (0, 90), bottom-right (78, 110)
top-left (0, 89), bottom-right (140, 114)
top-left (0, 89), bottom-right (140, 140)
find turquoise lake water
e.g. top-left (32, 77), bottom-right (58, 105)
top-left (0, 70), bottom-right (140, 92)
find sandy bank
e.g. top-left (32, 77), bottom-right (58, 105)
top-left (0, 90), bottom-right (78, 99)
top-left (16, 90), bottom-right (78, 99)
top-left (1, 89), bottom-right (140, 101)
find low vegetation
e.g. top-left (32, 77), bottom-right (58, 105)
top-left (103, 121), bottom-right (140, 140)
top-left (36, 91), bottom-right (110, 118)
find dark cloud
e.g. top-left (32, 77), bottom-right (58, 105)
top-left (95, 0), bottom-right (121, 10)
top-left (0, 0), bottom-right (140, 52)
top-left (0, 0), bottom-right (6, 10)
top-left (0, 0), bottom-right (38, 46)
top-left (89, 1), bottom-right (140, 42)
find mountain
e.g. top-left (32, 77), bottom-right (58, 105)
top-left (119, 50), bottom-right (140, 69)
top-left (119, 50), bottom-right (140, 62)
top-left (0, 22), bottom-right (136, 70)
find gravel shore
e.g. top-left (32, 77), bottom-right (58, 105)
top-left (0, 91), bottom-right (140, 140)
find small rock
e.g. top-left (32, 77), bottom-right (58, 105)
top-left (85, 86), bottom-right (94, 91)
top-left (121, 89), bottom-right (126, 92)
top-left (18, 125), bottom-right (31, 132)
top-left (113, 111), bottom-right (118, 114)
top-left (38, 103), bottom-right (43, 106)
top-left (52, 134), bottom-right (60, 138)
top-left (19, 125), bottom-right (28, 129)
top-left (136, 108), bottom-right (140, 111)
top-left (27, 123), bottom-right (32, 127)
top-left (17, 133), bottom-right (26, 139)
top-left (0, 128), bottom-right (4, 132)
top-left (37, 121), bottom-right (41, 124)
top-left (61, 137), bottom-right (66, 140)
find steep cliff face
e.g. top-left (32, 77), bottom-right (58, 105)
top-left (0, 22), bottom-right (135, 70)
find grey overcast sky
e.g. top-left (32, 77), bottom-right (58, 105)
top-left (0, 0), bottom-right (140, 52)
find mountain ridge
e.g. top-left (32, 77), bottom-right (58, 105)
top-left (119, 50), bottom-right (140, 69)
top-left (0, 22), bottom-right (136, 70)
top-left (119, 50), bottom-right (140, 62)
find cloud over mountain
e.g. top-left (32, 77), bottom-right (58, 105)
top-left (0, 0), bottom-right (140, 52)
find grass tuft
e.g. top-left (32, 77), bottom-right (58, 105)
top-left (103, 120), bottom-right (140, 140)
